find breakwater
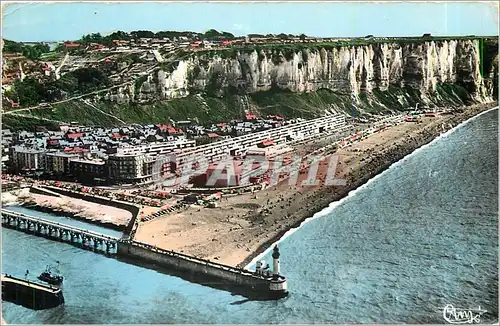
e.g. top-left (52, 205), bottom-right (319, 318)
top-left (2, 209), bottom-right (288, 300)
top-left (116, 240), bottom-right (288, 300)
top-left (1, 274), bottom-right (64, 310)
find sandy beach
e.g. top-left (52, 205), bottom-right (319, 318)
top-left (134, 103), bottom-right (497, 267)
top-left (15, 190), bottom-right (133, 228)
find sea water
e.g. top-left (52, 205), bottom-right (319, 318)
top-left (2, 108), bottom-right (498, 324)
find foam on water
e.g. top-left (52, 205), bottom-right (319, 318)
top-left (246, 106), bottom-right (499, 269)
top-left (2, 107), bottom-right (497, 324)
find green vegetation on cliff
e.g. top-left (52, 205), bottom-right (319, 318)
top-left (3, 83), bottom-right (475, 131)
top-left (7, 68), bottom-right (110, 106)
top-left (3, 39), bottom-right (50, 60)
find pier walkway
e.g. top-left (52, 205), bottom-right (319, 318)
top-left (1, 209), bottom-right (119, 254)
top-left (126, 240), bottom-right (270, 280)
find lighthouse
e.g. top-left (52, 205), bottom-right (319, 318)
top-left (266, 245), bottom-right (288, 298)
top-left (272, 245), bottom-right (280, 276)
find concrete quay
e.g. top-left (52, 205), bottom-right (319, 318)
top-left (117, 240), bottom-right (288, 300)
top-left (3, 211), bottom-right (288, 300)
top-left (1, 274), bottom-right (65, 310)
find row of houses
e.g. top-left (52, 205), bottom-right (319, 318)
top-left (8, 137), bottom-right (195, 185)
top-left (6, 113), bottom-right (349, 185)
top-left (6, 123), bottom-right (197, 184)
top-left (175, 113), bottom-right (350, 168)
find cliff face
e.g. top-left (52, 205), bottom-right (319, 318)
top-left (104, 39), bottom-right (497, 110)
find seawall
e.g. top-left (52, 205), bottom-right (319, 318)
top-left (1, 274), bottom-right (64, 310)
top-left (117, 240), bottom-right (287, 299)
top-left (29, 186), bottom-right (61, 198)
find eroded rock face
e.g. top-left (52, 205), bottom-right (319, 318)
top-left (105, 39), bottom-right (496, 104)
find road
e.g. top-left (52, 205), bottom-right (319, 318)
top-left (152, 49), bottom-right (164, 63)
top-left (4, 112), bottom-right (67, 124)
top-left (1, 70), bottom-right (156, 115)
top-left (81, 99), bottom-right (126, 124)
top-left (55, 53), bottom-right (69, 80)
top-left (1, 48), bottom-right (188, 117)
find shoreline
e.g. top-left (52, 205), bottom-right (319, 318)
top-left (239, 103), bottom-right (498, 268)
top-left (133, 103), bottom-right (498, 266)
top-left (10, 190), bottom-right (132, 233)
top-left (6, 103), bottom-right (494, 270)
top-left (134, 103), bottom-right (498, 267)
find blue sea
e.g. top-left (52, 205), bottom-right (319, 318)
top-left (2, 108), bottom-right (498, 324)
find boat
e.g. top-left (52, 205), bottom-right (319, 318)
top-left (37, 266), bottom-right (63, 286)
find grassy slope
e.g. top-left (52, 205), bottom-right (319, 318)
top-left (5, 37), bottom-right (495, 130)
top-left (4, 82), bottom-right (473, 130)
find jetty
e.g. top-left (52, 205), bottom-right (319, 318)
top-left (1, 209), bottom-right (119, 254)
top-left (117, 240), bottom-right (288, 299)
top-left (1, 274), bottom-right (64, 310)
top-left (2, 209), bottom-right (288, 299)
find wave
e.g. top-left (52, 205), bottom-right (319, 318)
top-left (244, 106), bottom-right (499, 269)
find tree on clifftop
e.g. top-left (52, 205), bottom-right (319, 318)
top-left (130, 30), bottom-right (156, 39)
top-left (80, 33), bottom-right (104, 44)
top-left (106, 30), bottom-right (130, 41)
top-left (203, 29), bottom-right (235, 40)
top-left (3, 39), bottom-right (23, 53)
top-left (22, 44), bottom-right (50, 60)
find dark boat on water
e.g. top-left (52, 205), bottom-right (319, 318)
top-left (38, 266), bottom-right (63, 286)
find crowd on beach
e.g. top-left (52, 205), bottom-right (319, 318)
top-left (36, 180), bottom-right (166, 207)
top-left (131, 189), bottom-right (172, 200)
top-left (1, 174), bottom-right (28, 183)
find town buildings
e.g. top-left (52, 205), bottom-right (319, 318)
top-left (5, 112), bottom-right (350, 186)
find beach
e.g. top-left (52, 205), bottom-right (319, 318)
top-left (7, 189), bottom-right (133, 229)
top-left (4, 104), bottom-right (497, 325)
top-left (134, 103), bottom-right (498, 267)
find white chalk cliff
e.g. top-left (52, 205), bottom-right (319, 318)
top-left (105, 39), bottom-right (496, 106)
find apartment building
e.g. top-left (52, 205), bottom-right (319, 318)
top-left (107, 153), bottom-right (155, 184)
top-left (175, 114), bottom-right (349, 166)
top-left (45, 152), bottom-right (79, 175)
top-left (70, 158), bottom-right (107, 183)
top-left (109, 139), bottom-right (195, 157)
top-left (9, 146), bottom-right (46, 173)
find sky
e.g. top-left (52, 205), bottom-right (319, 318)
top-left (1, 1), bottom-right (498, 42)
